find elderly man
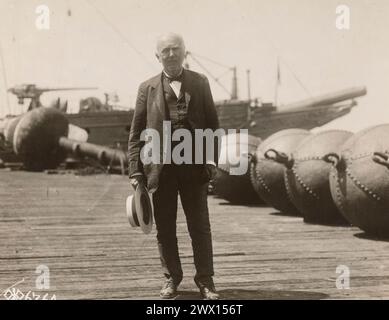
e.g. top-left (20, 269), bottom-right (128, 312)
top-left (128, 33), bottom-right (220, 300)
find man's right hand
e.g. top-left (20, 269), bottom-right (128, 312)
top-left (129, 174), bottom-right (145, 190)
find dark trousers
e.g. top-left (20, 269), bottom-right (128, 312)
top-left (152, 164), bottom-right (214, 286)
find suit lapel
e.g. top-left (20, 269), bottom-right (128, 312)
top-left (183, 69), bottom-right (192, 112)
top-left (149, 70), bottom-right (194, 119)
top-left (149, 74), bottom-right (167, 119)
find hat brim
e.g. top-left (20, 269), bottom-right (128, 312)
top-left (126, 195), bottom-right (139, 228)
top-left (135, 185), bottom-right (154, 234)
top-left (126, 185), bottom-right (154, 234)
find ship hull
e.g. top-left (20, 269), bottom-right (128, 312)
top-left (65, 101), bottom-right (353, 147)
top-left (0, 101), bottom-right (353, 165)
top-left (66, 110), bottom-right (133, 150)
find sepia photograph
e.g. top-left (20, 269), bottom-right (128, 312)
top-left (1, 0), bottom-right (389, 306)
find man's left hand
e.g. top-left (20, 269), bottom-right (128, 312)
top-left (205, 163), bottom-right (217, 181)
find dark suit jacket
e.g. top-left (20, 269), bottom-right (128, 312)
top-left (128, 69), bottom-right (220, 193)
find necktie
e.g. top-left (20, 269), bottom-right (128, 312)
top-left (166, 73), bottom-right (183, 82)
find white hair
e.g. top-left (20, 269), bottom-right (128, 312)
top-left (156, 32), bottom-right (185, 53)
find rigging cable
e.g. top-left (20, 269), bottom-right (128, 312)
top-left (261, 31), bottom-right (312, 100)
top-left (188, 51), bottom-right (232, 70)
top-left (279, 56), bottom-right (312, 99)
top-left (84, 0), bottom-right (157, 72)
top-left (0, 42), bottom-right (11, 116)
top-left (186, 52), bottom-right (233, 98)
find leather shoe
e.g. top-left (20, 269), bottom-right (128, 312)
top-left (200, 285), bottom-right (220, 300)
top-left (160, 278), bottom-right (178, 299)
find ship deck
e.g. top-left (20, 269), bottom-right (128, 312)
top-left (1, 170), bottom-right (389, 300)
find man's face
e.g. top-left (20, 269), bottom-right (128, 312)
top-left (156, 36), bottom-right (185, 76)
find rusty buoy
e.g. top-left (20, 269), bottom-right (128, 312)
top-left (327, 124), bottom-right (389, 237)
top-left (12, 108), bottom-right (69, 171)
top-left (213, 133), bottom-right (263, 205)
top-left (270, 130), bottom-right (352, 225)
top-left (251, 129), bottom-right (311, 215)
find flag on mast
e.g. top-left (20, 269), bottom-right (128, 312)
top-left (274, 57), bottom-right (281, 106)
top-left (277, 57), bottom-right (281, 85)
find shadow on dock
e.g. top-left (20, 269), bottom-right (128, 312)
top-left (354, 232), bottom-right (389, 242)
top-left (175, 289), bottom-right (329, 300)
top-left (217, 201), bottom-right (269, 208)
top-left (269, 211), bottom-right (303, 218)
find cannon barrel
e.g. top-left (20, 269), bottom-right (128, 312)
top-left (7, 85), bottom-right (98, 108)
top-left (282, 86), bottom-right (367, 110)
top-left (59, 137), bottom-right (126, 166)
top-left (8, 86), bottom-right (98, 94)
top-left (31, 87), bottom-right (98, 93)
top-left (6, 107), bottom-right (127, 171)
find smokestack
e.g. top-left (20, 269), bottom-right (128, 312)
top-left (231, 66), bottom-right (238, 100)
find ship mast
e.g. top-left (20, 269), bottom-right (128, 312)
top-left (274, 56), bottom-right (281, 106)
top-left (0, 41), bottom-right (11, 116)
top-left (231, 66), bottom-right (238, 100)
top-left (246, 69), bottom-right (251, 102)
top-left (246, 69), bottom-right (253, 122)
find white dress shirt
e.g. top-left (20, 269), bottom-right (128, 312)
top-left (163, 70), bottom-right (182, 98)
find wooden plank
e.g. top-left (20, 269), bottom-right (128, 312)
top-left (1, 170), bottom-right (389, 299)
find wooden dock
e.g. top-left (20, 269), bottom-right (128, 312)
top-left (1, 170), bottom-right (389, 300)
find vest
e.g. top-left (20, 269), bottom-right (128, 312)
top-left (162, 73), bottom-right (190, 132)
top-left (162, 73), bottom-right (195, 163)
